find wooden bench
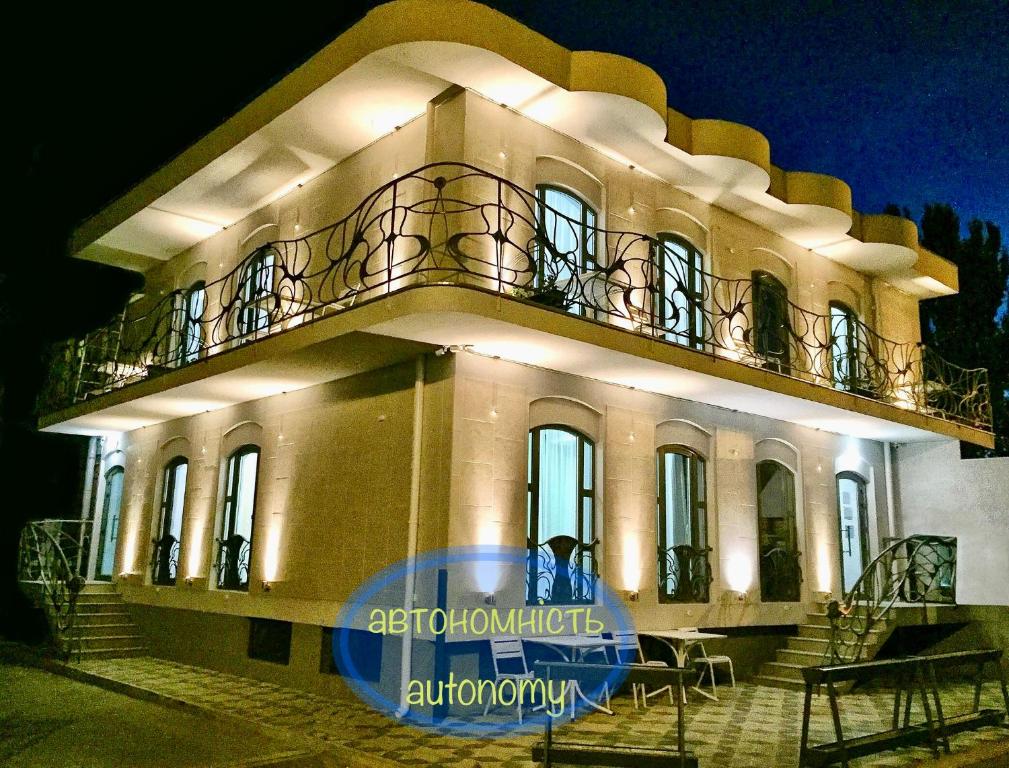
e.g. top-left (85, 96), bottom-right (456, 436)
top-left (531, 661), bottom-right (699, 767)
top-left (799, 648), bottom-right (1008, 768)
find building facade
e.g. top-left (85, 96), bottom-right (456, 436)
top-left (34, 0), bottom-right (995, 694)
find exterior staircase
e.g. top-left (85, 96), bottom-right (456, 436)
top-left (756, 534), bottom-right (960, 690)
top-left (18, 519), bottom-right (147, 661)
top-left (755, 602), bottom-right (890, 689)
top-left (66, 583), bottom-right (147, 660)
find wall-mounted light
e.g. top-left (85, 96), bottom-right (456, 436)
top-left (483, 592), bottom-right (496, 606)
top-left (261, 580), bottom-right (272, 592)
top-left (722, 588), bottom-right (746, 604)
top-left (184, 576), bottom-right (195, 587)
top-left (622, 589), bottom-right (640, 603)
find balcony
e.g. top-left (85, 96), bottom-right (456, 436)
top-left (40, 163), bottom-right (992, 438)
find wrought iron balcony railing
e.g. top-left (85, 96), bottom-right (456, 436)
top-left (658, 544), bottom-right (713, 603)
top-left (40, 163), bottom-right (992, 432)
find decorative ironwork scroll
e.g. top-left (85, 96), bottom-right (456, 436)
top-left (150, 534), bottom-right (179, 586)
top-left (826, 534), bottom-right (957, 664)
top-left (17, 519), bottom-right (90, 658)
top-left (215, 534), bottom-right (250, 591)
top-left (658, 544), bottom-right (712, 603)
top-left (527, 535), bottom-right (598, 605)
top-left (759, 546), bottom-right (803, 603)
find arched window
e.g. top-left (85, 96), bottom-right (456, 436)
top-left (653, 235), bottom-right (705, 350)
top-left (96, 466), bottom-right (124, 581)
top-left (829, 301), bottom-right (863, 393)
top-left (152, 457), bottom-right (187, 586)
top-left (181, 282), bottom-right (206, 364)
top-left (836, 471), bottom-right (870, 594)
top-left (752, 271), bottom-right (791, 374)
top-left (756, 460), bottom-right (801, 602)
top-left (527, 426), bottom-right (596, 604)
top-left (535, 186), bottom-right (597, 316)
top-left (237, 248), bottom-right (276, 337)
top-left (657, 445), bottom-right (710, 603)
top-left (216, 445), bottom-right (260, 591)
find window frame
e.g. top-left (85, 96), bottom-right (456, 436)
top-left (535, 185), bottom-right (598, 318)
top-left (181, 281), bottom-right (207, 365)
top-left (526, 424), bottom-right (596, 605)
top-left (217, 444), bottom-right (261, 591)
top-left (152, 456), bottom-right (188, 586)
top-left (237, 248), bottom-right (277, 338)
top-left (656, 444), bottom-right (710, 603)
top-left (654, 234), bottom-right (706, 350)
top-left (755, 458), bottom-right (802, 602)
top-left (752, 270), bottom-right (792, 374)
top-left (829, 300), bottom-right (862, 392)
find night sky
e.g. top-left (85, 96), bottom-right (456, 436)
top-left (3, 1), bottom-right (1008, 634)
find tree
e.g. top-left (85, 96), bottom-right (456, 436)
top-left (916, 203), bottom-right (1009, 457)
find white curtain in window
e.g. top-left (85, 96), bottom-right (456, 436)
top-left (167, 463), bottom-right (187, 540)
top-left (234, 452), bottom-right (258, 540)
top-left (662, 451), bottom-right (692, 547)
top-left (537, 429), bottom-right (578, 542)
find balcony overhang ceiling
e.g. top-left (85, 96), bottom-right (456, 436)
top-left (73, 0), bottom-right (954, 298)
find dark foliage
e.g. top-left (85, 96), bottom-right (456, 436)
top-left (919, 204), bottom-right (1009, 456)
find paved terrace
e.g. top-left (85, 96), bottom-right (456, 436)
top-left (36, 656), bottom-right (1009, 767)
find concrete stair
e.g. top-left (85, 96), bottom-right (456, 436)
top-left (754, 605), bottom-right (890, 690)
top-left (66, 583), bottom-right (147, 659)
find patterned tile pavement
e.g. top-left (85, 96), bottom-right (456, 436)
top-left (71, 657), bottom-right (1008, 767)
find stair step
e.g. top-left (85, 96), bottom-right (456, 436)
top-left (79, 583), bottom-right (119, 594)
top-left (778, 649), bottom-right (832, 666)
top-left (760, 662), bottom-right (807, 681)
top-left (74, 601), bottom-right (128, 614)
top-left (75, 611), bottom-right (132, 625)
top-left (72, 635), bottom-right (146, 651)
top-left (68, 622), bottom-right (137, 638)
top-left (73, 646), bottom-right (147, 660)
top-left (753, 674), bottom-right (806, 691)
top-left (798, 624), bottom-right (883, 640)
top-left (804, 612), bottom-right (887, 629)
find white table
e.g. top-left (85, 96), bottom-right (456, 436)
top-left (642, 630), bottom-right (729, 701)
top-left (524, 635), bottom-right (621, 717)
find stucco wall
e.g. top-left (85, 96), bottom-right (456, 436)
top-left (895, 440), bottom-right (1009, 606)
top-left (108, 355), bottom-right (454, 627)
top-left (448, 351), bottom-right (892, 630)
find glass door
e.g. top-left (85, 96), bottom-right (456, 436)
top-left (836, 472), bottom-right (870, 595)
top-left (95, 466), bottom-right (124, 580)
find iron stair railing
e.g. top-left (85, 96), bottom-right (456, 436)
top-left (17, 519), bottom-right (91, 659)
top-left (825, 534), bottom-right (957, 664)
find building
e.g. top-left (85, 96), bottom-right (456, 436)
top-left (26, 0), bottom-right (1001, 700)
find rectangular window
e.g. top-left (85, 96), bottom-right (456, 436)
top-left (248, 618), bottom-right (291, 664)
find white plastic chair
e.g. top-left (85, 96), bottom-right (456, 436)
top-left (483, 636), bottom-right (536, 723)
top-left (680, 626), bottom-right (735, 700)
top-left (610, 630), bottom-right (674, 708)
